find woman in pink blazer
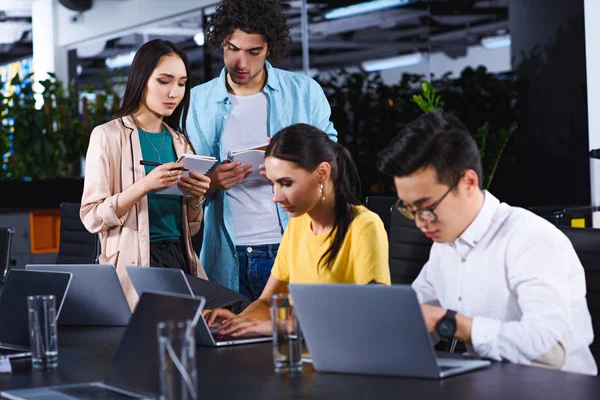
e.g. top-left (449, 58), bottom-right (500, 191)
top-left (80, 39), bottom-right (210, 308)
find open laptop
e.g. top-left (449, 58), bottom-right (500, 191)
top-left (26, 264), bottom-right (131, 326)
top-left (288, 283), bottom-right (491, 379)
top-left (1, 292), bottom-right (205, 400)
top-left (0, 269), bottom-right (72, 359)
top-left (126, 266), bottom-right (271, 347)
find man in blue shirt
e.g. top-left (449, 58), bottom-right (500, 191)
top-left (186, 0), bottom-right (337, 299)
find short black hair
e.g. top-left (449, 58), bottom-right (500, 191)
top-left (206, 0), bottom-right (291, 63)
top-left (377, 112), bottom-right (482, 188)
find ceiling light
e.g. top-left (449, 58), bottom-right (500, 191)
top-left (481, 34), bottom-right (511, 50)
top-left (361, 52), bottom-right (428, 72)
top-left (324, 0), bottom-right (416, 20)
top-left (193, 32), bottom-right (205, 47)
top-left (105, 51), bottom-right (136, 69)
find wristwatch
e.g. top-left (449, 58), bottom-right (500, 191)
top-left (436, 309), bottom-right (457, 339)
top-left (186, 194), bottom-right (206, 210)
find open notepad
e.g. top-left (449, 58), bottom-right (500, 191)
top-left (227, 143), bottom-right (268, 181)
top-left (156, 154), bottom-right (217, 196)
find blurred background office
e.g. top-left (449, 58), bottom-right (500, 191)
top-left (0, 0), bottom-right (594, 262)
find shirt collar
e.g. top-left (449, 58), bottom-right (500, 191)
top-left (456, 191), bottom-right (500, 248)
top-left (214, 61), bottom-right (280, 104)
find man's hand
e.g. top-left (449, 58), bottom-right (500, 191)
top-left (420, 304), bottom-right (473, 344)
top-left (207, 161), bottom-right (252, 194)
top-left (420, 304), bottom-right (447, 333)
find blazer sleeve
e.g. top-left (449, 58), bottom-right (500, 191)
top-left (80, 126), bottom-right (129, 233)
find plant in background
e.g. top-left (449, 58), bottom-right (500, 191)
top-left (0, 72), bottom-right (119, 181)
top-left (409, 67), bottom-right (518, 190)
top-left (411, 81), bottom-right (443, 112)
top-left (0, 90), bottom-right (10, 179)
top-left (316, 69), bottom-right (421, 196)
top-left (317, 66), bottom-right (518, 196)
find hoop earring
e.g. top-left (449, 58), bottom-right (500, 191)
top-left (320, 183), bottom-right (325, 204)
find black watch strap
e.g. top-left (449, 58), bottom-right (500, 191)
top-left (444, 309), bottom-right (457, 320)
top-left (436, 309), bottom-right (457, 339)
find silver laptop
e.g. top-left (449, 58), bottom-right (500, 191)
top-left (288, 283), bottom-right (491, 379)
top-left (1, 291), bottom-right (205, 400)
top-left (0, 270), bottom-right (72, 359)
top-left (26, 264), bottom-right (131, 326)
top-left (126, 266), bottom-right (271, 347)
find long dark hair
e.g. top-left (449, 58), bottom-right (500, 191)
top-left (266, 124), bottom-right (361, 270)
top-left (113, 39), bottom-right (194, 151)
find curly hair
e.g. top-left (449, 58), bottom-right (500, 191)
top-left (206, 0), bottom-right (291, 63)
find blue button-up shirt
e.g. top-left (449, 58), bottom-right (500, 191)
top-left (186, 61), bottom-right (337, 291)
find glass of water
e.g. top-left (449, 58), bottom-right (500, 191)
top-left (157, 320), bottom-right (198, 400)
top-left (270, 293), bottom-right (302, 374)
top-left (27, 295), bottom-right (58, 369)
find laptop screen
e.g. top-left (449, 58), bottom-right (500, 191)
top-left (0, 270), bottom-right (71, 347)
top-left (104, 292), bottom-right (204, 397)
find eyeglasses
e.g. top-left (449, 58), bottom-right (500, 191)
top-left (394, 177), bottom-right (462, 223)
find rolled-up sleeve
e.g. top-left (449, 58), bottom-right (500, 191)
top-left (80, 127), bottom-right (128, 233)
top-left (470, 234), bottom-right (572, 369)
top-left (309, 79), bottom-right (337, 142)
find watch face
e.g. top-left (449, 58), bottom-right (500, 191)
top-left (438, 321), bottom-right (455, 338)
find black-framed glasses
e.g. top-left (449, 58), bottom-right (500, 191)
top-left (394, 176), bottom-right (462, 223)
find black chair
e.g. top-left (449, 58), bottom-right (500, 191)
top-left (56, 202), bottom-right (100, 265)
top-left (388, 210), bottom-right (432, 284)
top-left (558, 227), bottom-right (600, 363)
top-left (366, 196), bottom-right (432, 283)
top-left (0, 226), bottom-right (16, 283)
top-left (365, 196), bottom-right (396, 235)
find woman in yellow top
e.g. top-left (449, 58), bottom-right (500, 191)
top-left (205, 123), bottom-right (390, 335)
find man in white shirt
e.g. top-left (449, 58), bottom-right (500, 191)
top-left (377, 111), bottom-right (597, 375)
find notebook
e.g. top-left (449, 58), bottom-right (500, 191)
top-left (157, 153), bottom-right (217, 195)
top-left (226, 143), bottom-right (268, 181)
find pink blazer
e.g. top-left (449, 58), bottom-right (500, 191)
top-left (80, 115), bottom-right (208, 309)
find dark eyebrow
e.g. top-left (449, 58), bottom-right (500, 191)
top-left (157, 73), bottom-right (188, 80)
top-left (227, 41), bottom-right (264, 52)
top-left (276, 177), bottom-right (292, 183)
top-left (409, 197), bottom-right (431, 209)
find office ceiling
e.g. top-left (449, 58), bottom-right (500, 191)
top-left (0, 0), bottom-right (509, 86)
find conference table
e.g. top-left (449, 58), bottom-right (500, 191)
top-left (1, 327), bottom-right (600, 399)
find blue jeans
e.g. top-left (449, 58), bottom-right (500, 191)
top-left (237, 243), bottom-right (279, 301)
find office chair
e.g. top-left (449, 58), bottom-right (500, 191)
top-left (0, 226), bottom-right (16, 283)
top-left (388, 209), bottom-right (433, 284)
top-left (55, 202), bottom-right (100, 265)
top-left (558, 226), bottom-right (600, 364)
top-left (365, 196), bottom-right (396, 235)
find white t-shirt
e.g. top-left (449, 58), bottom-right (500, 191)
top-left (221, 92), bottom-right (282, 246)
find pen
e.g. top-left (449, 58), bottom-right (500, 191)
top-left (140, 160), bottom-right (188, 171)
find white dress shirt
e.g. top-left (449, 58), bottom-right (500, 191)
top-left (413, 191), bottom-right (597, 375)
